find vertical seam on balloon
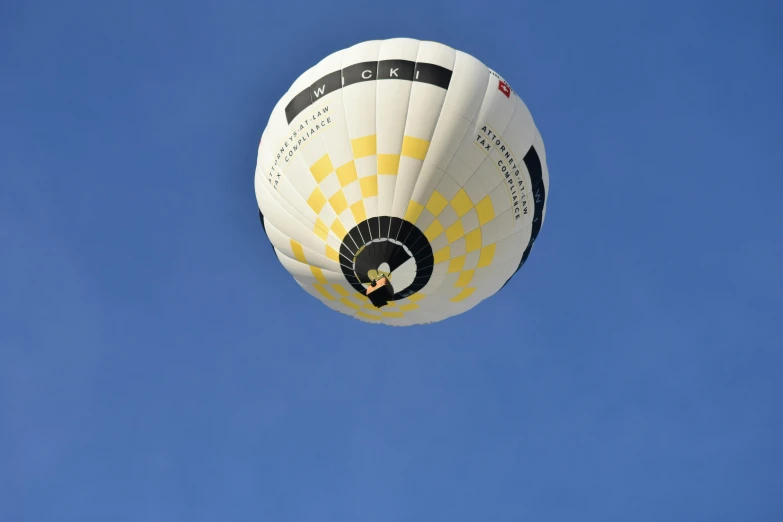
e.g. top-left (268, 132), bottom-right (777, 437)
top-left (393, 44), bottom-right (457, 249)
top-left (308, 54), bottom-right (354, 246)
top-left (387, 39), bottom-right (421, 231)
top-left (373, 43), bottom-right (382, 249)
top-left (337, 46), bottom-right (368, 248)
top-left (373, 42), bottom-right (390, 265)
top-left (389, 41), bottom-right (441, 261)
top-left (428, 56), bottom-right (487, 196)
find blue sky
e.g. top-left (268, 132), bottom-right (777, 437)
top-left (1, 0), bottom-right (781, 521)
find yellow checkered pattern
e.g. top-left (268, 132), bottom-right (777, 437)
top-left (404, 186), bottom-right (497, 303)
top-left (290, 131), bottom-right (503, 321)
top-left (291, 133), bottom-right (442, 321)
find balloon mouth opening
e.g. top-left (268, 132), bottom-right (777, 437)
top-left (339, 217), bottom-right (434, 304)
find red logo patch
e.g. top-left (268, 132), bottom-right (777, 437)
top-left (498, 80), bottom-right (511, 98)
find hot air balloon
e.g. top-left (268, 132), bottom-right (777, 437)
top-left (254, 38), bottom-right (549, 326)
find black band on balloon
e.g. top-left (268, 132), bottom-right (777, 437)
top-left (502, 145), bottom-right (546, 289)
top-left (285, 60), bottom-right (453, 124)
top-left (338, 217), bottom-right (433, 301)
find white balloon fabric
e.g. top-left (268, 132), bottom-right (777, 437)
top-left (254, 38), bottom-right (549, 326)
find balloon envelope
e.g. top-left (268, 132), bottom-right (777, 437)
top-left (255, 38), bottom-right (549, 326)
